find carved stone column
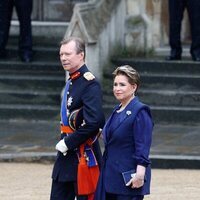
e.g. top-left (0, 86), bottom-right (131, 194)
top-left (124, 0), bottom-right (152, 50)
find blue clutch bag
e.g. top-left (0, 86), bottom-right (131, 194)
top-left (122, 169), bottom-right (136, 185)
top-left (122, 169), bottom-right (146, 185)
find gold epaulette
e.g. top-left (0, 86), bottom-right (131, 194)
top-left (83, 72), bottom-right (95, 81)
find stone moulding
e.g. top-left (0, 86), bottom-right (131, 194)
top-left (65, 0), bottom-right (121, 44)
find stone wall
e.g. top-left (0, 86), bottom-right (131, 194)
top-left (64, 0), bottom-right (191, 79)
top-left (65, 0), bottom-right (124, 79)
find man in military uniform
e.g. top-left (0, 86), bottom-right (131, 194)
top-left (50, 37), bottom-right (105, 200)
top-left (0, 0), bottom-right (33, 62)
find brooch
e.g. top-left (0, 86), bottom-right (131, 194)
top-left (126, 110), bottom-right (132, 115)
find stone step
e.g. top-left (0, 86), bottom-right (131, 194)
top-left (0, 59), bottom-right (62, 69)
top-left (0, 38), bottom-right (65, 121)
top-left (141, 74), bottom-right (200, 90)
top-left (155, 46), bottom-right (190, 57)
top-left (104, 72), bottom-right (200, 91)
top-left (10, 21), bottom-right (69, 45)
top-left (150, 155), bottom-right (200, 169)
top-left (103, 105), bottom-right (200, 123)
top-left (103, 89), bottom-right (200, 107)
top-left (0, 74), bottom-right (65, 91)
top-left (151, 105), bottom-right (200, 123)
top-left (0, 60), bottom-right (65, 78)
top-left (0, 104), bottom-right (60, 120)
top-left (0, 90), bottom-right (61, 105)
top-left (2, 45), bottom-right (60, 62)
top-left (0, 62), bottom-right (63, 76)
top-left (110, 58), bottom-right (200, 75)
top-left (3, 33), bottom-right (63, 62)
top-left (139, 89), bottom-right (200, 107)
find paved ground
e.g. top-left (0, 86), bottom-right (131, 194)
top-left (1, 120), bottom-right (200, 156)
top-left (0, 120), bottom-right (200, 168)
top-left (0, 163), bottom-right (199, 200)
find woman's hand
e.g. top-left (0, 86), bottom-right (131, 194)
top-left (126, 165), bottom-right (146, 188)
top-left (126, 174), bottom-right (144, 188)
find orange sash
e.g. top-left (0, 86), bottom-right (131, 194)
top-left (60, 125), bottom-right (100, 196)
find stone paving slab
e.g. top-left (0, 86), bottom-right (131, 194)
top-left (152, 123), bottom-right (200, 156)
top-left (0, 120), bottom-right (200, 168)
top-left (150, 123), bottom-right (200, 169)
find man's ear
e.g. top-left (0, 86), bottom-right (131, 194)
top-left (80, 52), bottom-right (85, 60)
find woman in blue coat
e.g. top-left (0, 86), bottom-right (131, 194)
top-left (95, 65), bottom-right (153, 200)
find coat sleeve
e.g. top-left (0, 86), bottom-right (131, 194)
top-left (64, 81), bottom-right (105, 150)
top-left (133, 109), bottom-right (153, 167)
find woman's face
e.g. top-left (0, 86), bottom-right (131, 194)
top-left (113, 74), bottom-right (137, 105)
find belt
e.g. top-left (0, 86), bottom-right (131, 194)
top-left (60, 124), bottom-right (74, 134)
top-left (60, 124), bottom-right (100, 145)
top-left (60, 123), bottom-right (99, 195)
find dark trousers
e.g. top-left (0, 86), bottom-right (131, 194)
top-left (168, 0), bottom-right (200, 57)
top-left (106, 192), bottom-right (144, 200)
top-left (50, 179), bottom-right (90, 200)
top-left (0, 0), bottom-right (32, 55)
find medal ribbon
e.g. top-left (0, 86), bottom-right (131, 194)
top-left (61, 80), bottom-right (71, 125)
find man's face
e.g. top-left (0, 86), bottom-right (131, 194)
top-left (59, 41), bottom-right (84, 73)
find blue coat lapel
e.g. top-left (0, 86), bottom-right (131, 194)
top-left (102, 97), bottom-right (139, 144)
top-left (103, 97), bottom-right (140, 144)
top-left (102, 105), bottom-right (118, 144)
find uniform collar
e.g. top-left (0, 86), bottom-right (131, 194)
top-left (69, 64), bottom-right (87, 80)
top-left (70, 71), bottom-right (81, 80)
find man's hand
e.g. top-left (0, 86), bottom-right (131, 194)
top-left (55, 139), bottom-right (68, 156)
